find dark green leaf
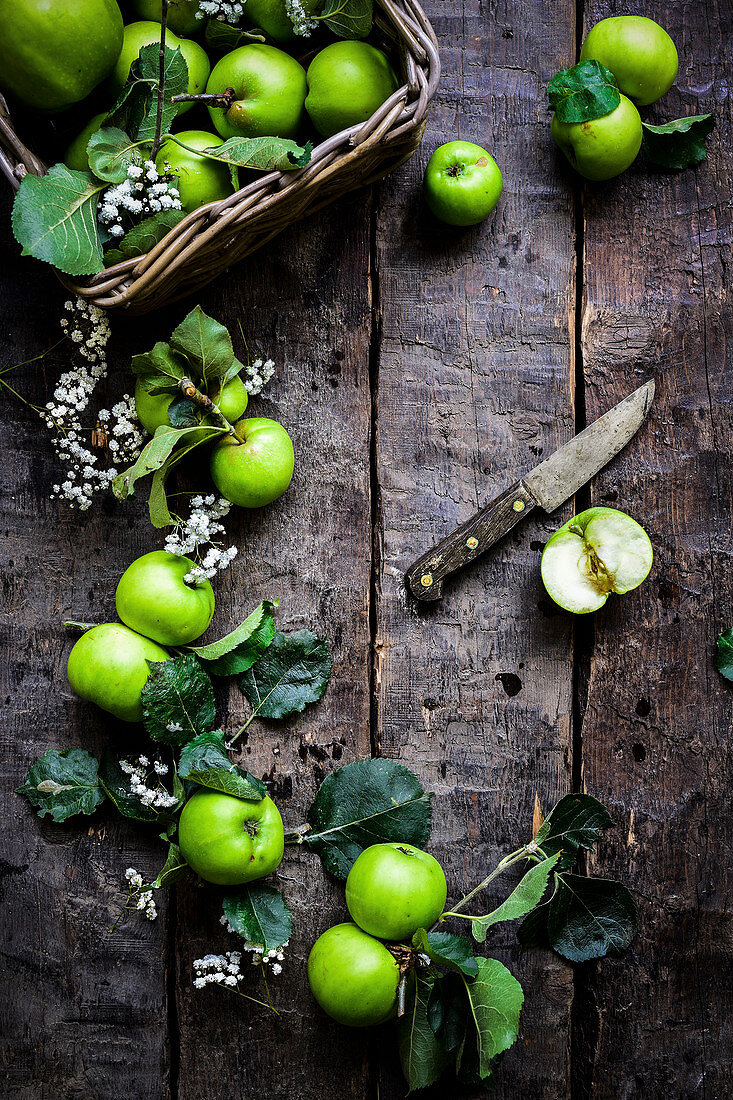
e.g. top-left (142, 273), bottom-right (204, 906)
top-left (167, 395), bottom-right (200, 428)
top-left (238, 629), bottom-right (332, 723)
top-left (131, 341), bottom-right (186, 391)
top-left (87, 127), bottom-right (141, 183)
top-left (221, 885), bottom-right (292, 951)
top-left (105, 209), bottom-right (186, 260)
top-left (98, 748), bottom-right (182, 822)
top-left (154, 840), bottom-right (189, 887)
top-left (107, 43), bottom-right (189, 141)
top-left (178, 730), bottom-right (266, 801)
top-left (427, 972), bottom-right (469, 1055)
top-left (170, 304), bottom-right (236, 386)
top-left (715, 626), bottom-right (733, 681)
top-left (398, 971), bottom-right (452, 1093)
top-left (413, 929), bottom-right (478, 978)
top-left (205, 19), bottom-right (265, 50)
top-left (11, 165), bottom-right (105, 276)
top-left (471, 853), bottom-right (559, 942)
top-left (643, 114), bottom-right (715, 170)
top-left (462, 957), bottom-right (524, 1079)
top-left (201, 136), bottom-right (312, 171)
top-left (141, 654), bottom-right (217, 745)
top-left (304, 758), bottom-right (432, 879)
top-left (322, 0), bottom-right (373, 39)
top-left (534, 793), bottom-right (613, 869)
top-left (547, 874), bottom-right (637, 961)
top-left (113, 423), bottom-right (223, 500)
top-left (189, 600), bottom-right (277, 676)
top-left (16, 748), bottom-right (104, 822)
top-left (548, 60), bottom-right (620, 124)
top-left (516, 902), bottom-right (551, 950)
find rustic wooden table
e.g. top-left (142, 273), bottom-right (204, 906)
top-left (1, 2), bottom-right (731, 1097)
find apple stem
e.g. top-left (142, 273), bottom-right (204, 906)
top-left (440, 847), bottom-right (535, 919)
top-left (179, 377), bottom-right (240, 440)
top-left (284, 824), bottom-right (312, 845)
top-left (396, 974), bottom-right (408, 1018)
top-left (172, 88), bottom-right (236, 108)
top-left (150, 0), bottom-right (170, 162)
top-left (63, 620), bottom-right (96, 634)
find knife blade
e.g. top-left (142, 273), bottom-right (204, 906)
top-left (405, 379), bottom-right (655, 602)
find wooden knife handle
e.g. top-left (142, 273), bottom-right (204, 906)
top-left (405, 480), bottom-right (538, 602)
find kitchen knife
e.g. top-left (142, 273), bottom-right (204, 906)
top-left (405, 379), bottom-right (655, 602)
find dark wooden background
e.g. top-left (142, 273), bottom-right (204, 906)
top-left (1, 1), bottom-right (731, 1096)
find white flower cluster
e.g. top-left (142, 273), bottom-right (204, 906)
top-left (164, 494), bottom-right (238, 584)
top-left (220, 914), bottom-right (287, 974)
top-left (197, 1), bottom-right (245, 24)
top-left (193, 951), bottom-right (244, 989)
top-left (97, 395), bottom-right (146, 459)
top-left (98, 161), bottom-right (181, 239)
top-left (243, 357), bottom-right (275, 396)
top-left (285, 0), bottom-right (319, 36)
top-left (124, 868), bottom-right (157, 921)
top-left (119, 755), bottom-right (179, 811)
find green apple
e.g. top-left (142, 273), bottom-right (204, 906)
top-left (305, 40), bottom-right (399, 139)
top-left (210, 417), bottom-right (294, 508)
top-left (67, 622), bottom-right (168, 723)
top-left (155, 130), bottom-right (235, 211)
top-left (345, 842), bottom-right (447, 941)
top-left (178, 789), bottom-right (285, 885)
top-left (423, 140), bottom-right (503, 226)
top-left (580, 16), bottom-right (678, 107)
top-left (307, 923), bottom-right (400, 1027)
top-left (134, 375), bottom-right (247, 435)
top-left (111, 21), bottom-right (210, 115)
top-left (64, 112), bottom-right (108, 172)
top-left (115, 549), bottom-right (214, 645)
top-left (132, 0), bottom-right (202, 36)
top-left (206, 44), bottom-right (307, 140)
top-left (541, 507), bottom-right (653, 614)
top-left (244, 0), bottom-right (324, 42)
top-left (0, 0), bottom-right (123, 111)
top-left (551, 94), bottom-right (643, 181)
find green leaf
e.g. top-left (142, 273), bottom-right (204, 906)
top-left (105, 209), bottom-right (186, 259)
top-left (205, 19), bottom-right (265, 51)
top-left (221, 885), bottom-right (292, 951)
top-left (154, 839), bottom-right (189, 887)
top-left (190, 601), bottom-right (277, 676)
top-left (471, 853), bottom-right (560, 942)
top-left (238, 629), bottom-right (332, 723)
top-left (715, 626), bottom-right (733, 681)
top-left (146, 431), bottom-right (219, 528)
top-left (462, 957), bottom-right (524, 1079)
top-left (141, 654), bottom-right (217, 746)
top-left (178, 730), bottom-right (266, 801)
top-left (107, 43), bottom-right (189, 141)
top-left (304, 758), bottom-right (432, 879)
top-left (548, 60), bottom-right (620, 124)
top-left (642, 114), bottom-right (715, 170)
top-left (170, 304), bottom-right (236, 386)
top-left (427, 972), bottom-right (469, 1055)
top-left (534, 793), bottom-right (613, 869)
top-left (547, 873), bottom-right (637, 961)
top-left (112, 423), bottom-right (223, 501)
top-left (98, 749), bottom-right (183, 822)
top-left (200, 136), bottom-right (312, 172)
top-left (167, 395), bottom-right (200, 428)
top-left (412, 929), bottom-right (479, 978)
top-left (131, 341), bottom-right (186, 391)
top-left (322, 0), bottom-right (374, 39)
top-left (11, 165), bottom-right (105, 276)
top-left (398, 971), bottom-right (452, 1093)
top-left (87, 127), bottom-right (141, 183)
top-left (16, 748), bottom-right (104, 822)
top-left (516, 902), bottom-right (552, 950)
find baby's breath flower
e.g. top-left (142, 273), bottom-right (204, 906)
top-left (285, 0), bottom-right (318, 36)
top-left (197, 1), bottom-right (245, 24)
top-left (98, 160), bottom-right (181, 238)
top-left (118, 755), bottom-right (180, 811)
top-left (243, 357), bottom-right (275, 396)
top-left (164, 495), bottom-right (238, 583)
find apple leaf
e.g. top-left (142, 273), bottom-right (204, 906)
top-left (178, 730), bottom-right (266, 801)
top-left (715, 627), bottom-right (733, 681)
top-left (104, 209), bottom-right (187, 262)
top-left (113, 423), bottom-right (224, 501)
top-left (106, 44), bottom-right (188, 142)
top-left (154, 839), bottom-right (189, 887)
top-left (11, 165), bottom-right (105, 276)
top-left (200, 136), bottom-right (312, 172)
top-left (412, 929), bottom-right (479, 978)
top-left (303, 758), bottom-right (432, 879)
top-left (205, 19), bottom-right (265, 51)
top-left (427, 973), bottom-right (470, 1057)
top-left (546, 874), bottom-right (637, 962)
top-left (170, 304), bottom-right (237, 387)
top-left (16, 748), bottom-right (105, 822)
top-left (146, 432), bottom-right (220, 529)
top-left (131, 341), bottom-right (186, 393)
top-left (534, 792), bottom-right (613, 869)
top-left (221, 885), bottom-right (293, 952)
top-left (141, 654), bottom-right (217, 746)
top-left (470, 853), bottom-right (560, 942)
top-left (642, 113), bottom-right (715, 170)
top-left (98, 748), bottom-right (184, 822)
top-left (398, 971), bottom-right (453, 1093)
top-left (238, 629), bottom-right (332, 723)
top-left (87, 127), bottom-right (141, 184)
top-left (167, 396), bottom-right (200, 428)
top-left (548, 60), bottom-right (620, 124)
top-left (461, 957), bottom-right (524, 1079)
top-left (188, 600), bottom-right (277, 676)
top-left (322, 0), bottom-right (374, 40)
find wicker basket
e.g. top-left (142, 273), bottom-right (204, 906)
top-left (0, 0), bottom-right (439, 314)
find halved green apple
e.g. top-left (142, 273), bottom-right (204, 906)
top-left (541, 507), bottom-right (653, 614)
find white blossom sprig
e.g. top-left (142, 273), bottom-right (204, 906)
top-left (220, 913), bottom-right (288, 976)
top-left (243, 357), bottom-right (275, 396)
top-left (109, 867), bottom-right (160, 931)
top-left (285, 0), bottom-right (319, 36)
top-left (164, 494), bottom-right (238, 584)
top-left (192, 951), bottom-right (280, 1012)
top-left (98, 161), bottom-right (181, 239)
top-left (197, 1), bottom-right (246, 23)
top-left (118, 755), bottom-right (180, 811)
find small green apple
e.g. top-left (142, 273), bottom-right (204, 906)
top-left (134, 375), bottom-right (248, 435)
top-left (67, 622), bottom-right (169, 723)
top-left (244, 0), bottom-right (324, 42)
top-left (111, 21), bottom-right (210, 115)
top-left (210, 417), bottom-right (294, 509)
top-left (64, 112), bottom-right (108, 172)
top-left (551, 94), bottom-right (643, 180)
top-left (423, 140), bottom-right (503, 226)
top-left (305, 40), bottom-right (399, 138)
top-left (206, 44), bottom-right (307, 140)
top-left (541, 507), bottom-right (653, 614)
top-left (580, 16), bottom-right (678, 107)
top-left (115, 549), bottom-right (215, 646)
top-left (345, 842), bottom-right (447, 941)
top-left (155, 130), bottom-right (235, 212)
top-left (178, 789), bottom-right (285, 885)
top-left (307, 923), bottom-right (400, 1027)
top-left (132, 0), bottom-right (202, 37)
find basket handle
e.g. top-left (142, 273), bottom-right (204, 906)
top-left (0, 94), bottom-right (46, 190)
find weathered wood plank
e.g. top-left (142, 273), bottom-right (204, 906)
top-left (578, 2), bottom-right (733, 1096)
top-left (373, 1), bottom-right (578, 1094)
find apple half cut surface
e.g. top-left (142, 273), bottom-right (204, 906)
top-left (541, 507), bottom-right (653, 613)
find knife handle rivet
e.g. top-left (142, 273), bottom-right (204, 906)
top-left (466, 536), bottom-right (479, 550)
top-left (513, 499), bottom-right (526, 512)
top-left (420, 573), bottom-right (433, 588)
